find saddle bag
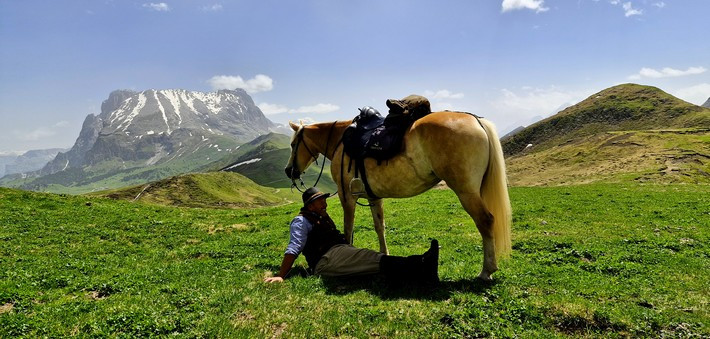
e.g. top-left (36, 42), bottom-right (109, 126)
top-left (385, 94), bottom-right (431, 125)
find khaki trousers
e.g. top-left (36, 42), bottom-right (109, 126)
top-left (314, 244), bottom-right (384, 277)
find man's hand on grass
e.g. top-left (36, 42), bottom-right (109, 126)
top-left (264, 276), bottom-right (284, 283)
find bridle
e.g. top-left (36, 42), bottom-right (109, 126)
top-left (289, 121), bottom-right (338, 193)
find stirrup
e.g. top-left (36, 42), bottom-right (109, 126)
top-left (349, 178), bottom-right (366, 197)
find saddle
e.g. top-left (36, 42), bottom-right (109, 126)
top-left (342, 95), bottom-right (431, 161)
top-left (341, 95), bottom-right (432, 199)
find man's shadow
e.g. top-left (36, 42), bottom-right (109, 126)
top-left (265, 265), bottom-right (499, 301)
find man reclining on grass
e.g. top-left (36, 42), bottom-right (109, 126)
top-left (264, 187), bottom-right (439, 285)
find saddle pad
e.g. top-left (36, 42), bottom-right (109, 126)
top-left (364, 123), bottom-right (408, 161)
top-left (342, 114), bottom-right (385, 159)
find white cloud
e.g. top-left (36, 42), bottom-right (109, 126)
top-left (491, 86), bottom-right (584, 117)
top-left (424, 89), bottom-right (464, 100)
top-left (258, 102), bottom-right (340, 116)
top-left (622, 2), bottom-right (642, 17)
top-left (290, 117), bottom-right (318, 125)
top-left (432, 102), bottom-right (456, 111)
top-left (652, 2), bottom-right (665, 8)
top-left (257, 103), bottom-right (289, 115)
top-left (143, 3), bottom-right (170, 12)
top-left (501, 0), bottom-right (549, 13)
top-left (16, 120), bottom-right (72, 141)
top-left (423, 89), bottom-right (465, 112)
top-left (628, 66), bottom-right (707, 80)
top-left (208, 74), bottom-right (274, 93)
top-left (293, 103), bottom-right (340, 114)
top-left (608, 1), bottom-right (642, 17)
top-left (21, 127), bottom-right (56, 141)
top-left (201, 4), bottom-right (223, 12)
top-left (300, 117), bottom-right (319, 125)
top-left (487, 86), bottom-right (591, 134)
top-left (672, 83), bottom-right (710, 106)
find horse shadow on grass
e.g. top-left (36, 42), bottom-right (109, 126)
top-left (319, 274), bottom-right (500, 301)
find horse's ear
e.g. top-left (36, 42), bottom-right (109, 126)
top-left (288, 121), bottom-right (300, 131)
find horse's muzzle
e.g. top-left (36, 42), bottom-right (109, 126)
top-left (285, 167), bottom-right (300, 179)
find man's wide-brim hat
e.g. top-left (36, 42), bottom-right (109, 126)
top-left (302, 187), bottom-right (335, 206)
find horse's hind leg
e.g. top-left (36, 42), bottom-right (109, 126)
top-left (455, 191), bottom-right (498, 281)
top-left (369, 199), bottom-right (389, 255)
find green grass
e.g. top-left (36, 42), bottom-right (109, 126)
top-left (1, 184), bottom-right (708, 337)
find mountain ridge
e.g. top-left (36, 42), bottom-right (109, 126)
top-left (502, 83), bottom-right (709, 157)
top-left (1, 88), bottom-right (279, 193)
top-left (0, 148), bottom-right (66, 177)
top-left (503, 83), bottom-right (710, 186)
top-left (42, 88), bottom-right (274, 174)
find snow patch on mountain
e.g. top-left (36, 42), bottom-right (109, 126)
top-left (153, 90), bottom-right (171, 133)
top-left (119, 93), bottom-right (147, 131)
top-left (161, 90), bottom-right (183, 125)
top-left (225, 158), bottom-right (262, 170)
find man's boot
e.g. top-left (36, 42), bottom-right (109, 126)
top-left (379, 239), bottom-right (439, 285)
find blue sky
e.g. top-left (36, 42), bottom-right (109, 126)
top-left (1, 0), bottom-right (708, 153)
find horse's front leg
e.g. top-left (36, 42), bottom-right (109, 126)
top-left (369, 199), bottom-right (389, 255)
top-left (340, 195), bottom-right (357, 245)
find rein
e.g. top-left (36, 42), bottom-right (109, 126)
top-left (290, 121), bottom-right (338, 193)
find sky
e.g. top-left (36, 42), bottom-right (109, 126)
top-left (1, 0), bottom-right (709, 153)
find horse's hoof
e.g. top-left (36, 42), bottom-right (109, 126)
top-left (477, 272), bottom-right (493, 282)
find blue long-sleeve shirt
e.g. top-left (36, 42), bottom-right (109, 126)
top-left (285, 215), bottom-right (313, 256)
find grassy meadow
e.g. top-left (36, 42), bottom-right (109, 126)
top-left (506, 128), bottom-right (710, 186)
top-left (1, 184), bottom-right (708, 337)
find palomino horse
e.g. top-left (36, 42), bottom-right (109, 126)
top-left (285, 111), bottom-right (511, 280)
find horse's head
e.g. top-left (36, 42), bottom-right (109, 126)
top-left (285, 121), bottom-right (318, 180)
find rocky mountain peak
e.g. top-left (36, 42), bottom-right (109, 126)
top-left (38, 88), bottom-right (276, 176)
top-left (101, 90), bottom-right (137, 115)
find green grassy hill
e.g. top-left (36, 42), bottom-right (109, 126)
top-left (1, 184), bottom-right (707, 337)
top-left (218, 133), bottom-right (337, 192)
top-left (223, 148), bottom-right (337, 192)
top-left (91, 171), bottom-right (292, 209)
top-left (503, 84), bottom-right (710, 186)
top-left (201, 132), bottom-right (292, 172)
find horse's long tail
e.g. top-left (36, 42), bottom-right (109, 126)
top-left (479, 118), bottom-right (512, 257)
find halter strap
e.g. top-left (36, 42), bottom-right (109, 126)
top-left (313, 121), bottom-right (337, 187)
top-left (295, 128), bottom-right (319, 164)
top-left (291, 121), bottom-right (339, 191)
